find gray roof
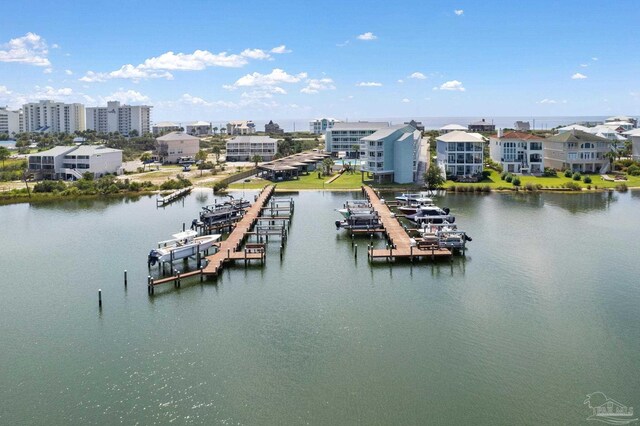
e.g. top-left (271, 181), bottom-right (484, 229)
top-left (228, 136), bottom-right (278, 144)
top-left (437, 131), bottom-right (486, 143)
top-left (330, 121), bottom-right (389, 131)
top-left (361, 124), bottom-right (412, 141)
top-left (469, 119), bottom-right (494, 126)
top-left (28, 146), bottom-right (77, 157)
top-left (156, 132), bottom-right (200, 141)
top-left (153, 121), bottom-right (180, 127)
top-left (72, 145), bottom-right (122, 155)
top-left (546, 130), bottom-right (611, 143)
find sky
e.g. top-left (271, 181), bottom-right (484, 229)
top-left (1, 0), bottom-right (640, 124)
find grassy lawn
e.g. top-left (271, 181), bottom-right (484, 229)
top-left (229, 171), bottom-right (366, 190)
top-left (444, 170), bottom-right (640, 190)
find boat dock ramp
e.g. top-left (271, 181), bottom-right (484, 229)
top-left (148, 185), bottom-right (293, 294)
top-left (156, 187), bottom-right (192, 207)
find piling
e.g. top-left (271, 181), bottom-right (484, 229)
top-left (98, 289), bottom-right (102, 307)
top-left (355, 244), bottom-right (358, 259)
top-left (124, 270), bottom-right (128, 287)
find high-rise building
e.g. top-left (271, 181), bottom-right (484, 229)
top-left (86, 101), bottom-right (151, 136)
top-left (23, 100), bottom-right (85, 133)
top-left (0, 107), bottom-right (24, 135)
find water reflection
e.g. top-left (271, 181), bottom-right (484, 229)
top-left (542, 191), bottom-right (617, 214)
top-left (28, 194), bottom-right (149, 211)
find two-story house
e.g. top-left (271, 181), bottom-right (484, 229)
top-left (489, 131), bottom-right (545, 174)
top-left (544, 130), bottom-right (612, 173)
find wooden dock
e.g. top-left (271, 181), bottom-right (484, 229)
top-left (148, 185), bottom-right (283, 294)
top-left (361, 186), bottom-right (452, 261)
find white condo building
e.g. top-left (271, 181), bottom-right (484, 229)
top-left (27, 145), bottom-right (123, 180)
top-left (310, 118), bottom-right (341, 134)
top-left (489, 131), bottom-right (545, 174)
top-left (86, 101), bottom-right (151, 136)
top-left (324, 122), bottom-right (389, 157)
top-left (225, 136), bottom-right (277, 162)
top-left (436, 131), bottom-right (485, 179)
top-left (360, 124), bottom-right (422, 184)
top-left (186, 121), bottom-right (212, 136)
top-left (23, 100), bottom-right (85, 133)
top-left (0, 107), bottom-right (24, 135)
top-left (226, 120), bottom-right (256, 135)
top-left (152, 121), bottom-right (182, 135)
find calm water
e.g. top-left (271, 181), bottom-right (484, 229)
top-left (1, 190), bottom-right (639, 425)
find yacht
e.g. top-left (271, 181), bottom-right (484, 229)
top-left (406, 205), bottom-right (455, 225)
top-left (420, 223), bottom-right (472, 250)
top-left (148, 230), bottom-right (221, 266)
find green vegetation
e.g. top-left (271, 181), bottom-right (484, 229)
top-left (424, 165), bottom-right (445, 190)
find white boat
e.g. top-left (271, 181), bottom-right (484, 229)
top-left (395, 192), bottom-right (434, 204)
top-left (335, 211), bottom-right (381, 230)
top-left (148, 230), bottom-right (221, 266)
top-left (419, 223), bottom-right (472, 249)
top-left (406, 205), bottom-right (454, 224)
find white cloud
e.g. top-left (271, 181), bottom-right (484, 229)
top-left (437, 80), bottom-right (465, 91)
top-left (0, 85), bottom-right (12, 96)
top-left (537, 98), bottom-right (557, 104)
top-left (571, 73), bottom-right (587, 79)
top-left (270, 45), bottom-right (291, 54)
top-left (65, 69), bottom-right (73, 75)
top-left (356, 81), bottom-right (382, 87)
top-left (301, 78), bottom-right (336, 94)
top-left (357, 32), bottom-right (377, 41)
top-left (79, 71), bottom-right (107, 83)
top-left (408, 72), bottom-right (427, 80)
top-left (51, 43), bottom-right (60, 49)
top-left (592, 57), bottom-right (598, 61)
top-left (580, 64), bottom-right (588, 68)
top-left (454, 9), bottom-right (464, 15)
top-left (43, 68), bottom-right (52, 74)
top-left (397, 79), bottom-right (404, 83)
top-left (401, 98), bottom-right (410, 103)
top-left (108, 89), bottom-right (149, 103)
top-left (181, 93), bottom-right (212, 106)
top-left (336, 40), bottom-right (350, 47)
top-left (0, 32), bottom-right (51, 67)
top-left (232, 68), bottom-right (307, 87)
top-left (222, 84), bottom-right (236, 91)
top-left (240, 86), bottom-right (288, 99)
top-left (240, 48), bottom-right (271, 60)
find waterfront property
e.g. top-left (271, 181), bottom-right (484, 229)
top-left (86, 101), bottom-right (152, 136)
top-left (310, 117), bottom-right (340, 134)
top-left (544, 130), bottom-right (612, 173)
top-left (404, 119), bottom-right (425, 131)
top-left (23, 100), bottom-right (85, 133)
top-left (256, 152), bottom-right (328, 181)
top-left (27, 145), bottom-right (123, 180)
top-left (468, 118), bottom-right (495, 133)
top-left (489, 131), bottom-right (544, 174)
top-left (225, 135), bottom-right (278, 162)
top-left (514, 121), bottom-right (531, 131)
top-left (0, 107), bottom-right (24, 135)
top-left (629, 133), bottom-right (640, 161)
top-left (226, 120), bottom-right (256, 135)
top-left (152, 121), bottom-right (182, 135)
top-left (186, 121), bottom-right (212, 136)
top-left (436, 131), bottom-right (485, 180)
top-left (155, 132), bottom-right (200, 164)
top-left (324, 121), bottom-right (389, 157)
top-left (606, 115), bottom-right (637, 128)
top-left (439, 124), bottom-right (467, 134)
top-left (264, 120), bottom-right (284, 134)
top-left (360, 124), bottom-right (422, 184)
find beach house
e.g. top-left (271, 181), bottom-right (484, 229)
top-left (155, 132), bottom-right (200, 164)
top-left (436, 131), bottom-right (485, 180)
top-left (360, 124), bottom-right (422, 184)
top-left (489, 131), bottom-right (544, 174)
top-left (543, 130), bottom-right (612, 173)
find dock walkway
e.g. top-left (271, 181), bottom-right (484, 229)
top-left (361, 186), bottom-right (452, 261)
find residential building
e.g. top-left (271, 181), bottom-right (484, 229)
top-left (265, 120), bottom-right (284, 134)
top-left (436, 131), bottom-right (485, 179)
top-left (544, 130), bottom-right (612, 173)
top-left (514, 121), bottom-right (531, 131)
top-left (489, 131), bottom-right (544, 174)
top-left (324, 121), bottom-right (389, 157)
top-left (556, 124), bottom-right (590, 133)
top-left (404, 119), bottom-right (425, 132)
top-left (468, 119), bottom-right (495, 133)
top-left (630, 134), bottom-right (640, 161)
top-left (226, 120), bottom-right (256, 135)
top-left (0, 107), bottom-right (23, 135)
top-left (23, 100), bottom-right (85, 133)
top-left (310, 118), bottom-right (340, 134)
top-left (439, 124), bottom-right (467, 134)
top-left (86, 101), bottom-right (151, 136)
top-left (225, 136), bottom-right (277, 162)
top-left (186, 121), bottom-right (211, 136)
top-left (152, 121), bottom-right (182, 135)
top-left (606, 115), bottom-right (637, 128)
top-left (27, 145), bottom-right (122, 180)
top-left (360, 124), bottom-right (422, 183)
top-left (155, 132), bottom-right (200, 163)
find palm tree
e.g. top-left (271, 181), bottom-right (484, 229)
top-left (321, 157), bottom-right (334, 176)
top-left (195, 149), bottom-right (208, 176)
top-left (604, 150), bottom-right (617, 173)
top-left (0, 146), bottom-right (9, 167)
top-left (251, 154), bottom-right (262, 168)
top-left (213, 126), bottom-right (218, 135)
top-left (212, 146), bottom-right (221, 163)
top-left (351, 144), bottom-right (360, 160)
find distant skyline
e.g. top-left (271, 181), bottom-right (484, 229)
top-left (1, 0), bottom-right (640, 123)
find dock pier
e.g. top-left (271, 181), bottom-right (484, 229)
top-left (360, 186), bottom-right (453, 262)
top-left (156, 187), bottom-right (192, 207)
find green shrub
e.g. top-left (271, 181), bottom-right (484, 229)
top-left (572, 172), bottom-right (581, 181)
top-left (213, 181), bottom-right (228, 192)
top-left (481, 170), bottom-right (491, 179)
top-left (33, 180), bottom-right (66, 193)
top-left (627, 165), bottom-right (640, 176)
top-left (583, 175), bottom-right (592, 184)
top-left (563, 182), bottom-right (582, 191)
top-left (500, 171), bottom-right (507, 180)
top-left (524, 182), bottom-right (541, 191)
top-left (615, 183), bottom-right (628, 192)
top-left (512, 177), bottom-right (521, 186)
top-left (564, 169), bottom-right (573, 178)
top-left (543, 168), bottom-right (557, 177)
top-left (505, 174), bottom-right (513, 183)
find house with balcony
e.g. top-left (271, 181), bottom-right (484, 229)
top-left (28, 145), bottom-right (123, 180)
top-left (359, 124), bottom-right (422, 184)
top-left (324, 122), bottom-right (389, 157)
top-left (225, 136), bottom-right (277, 162)
top-left (155, 132), bottom-right (200, 163)
top-left (489, 131), bottom-right (544, 174)
top-left (468, 119), bottom-right (495, 133)
top-left (544, 130), bottom-right (612, 173)
top-left (436, 131), bottom-right (485, 180)
top-left (309, 118), bottom-right (340, 134)
top-left (186, 121), bottom-right (211, 136)
top-left (226, 120), bottom-right (256, 135)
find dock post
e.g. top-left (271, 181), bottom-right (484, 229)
top-left (280, 244), bottom-right (284, 260)
top-left (150, 278), bottom-right (154, 294)
top-left (355, 244), bottom-right (358, 259)
top-left (200, 268), bottom-right (204, 282)
top-left (183, 222), bottom-right (185, 232)
top-left (98, 289), bottom-right (102, 307)
top-left (124, 270), bottom-right (127, 287)
top-left (410, 246), bottom-right (414, 263)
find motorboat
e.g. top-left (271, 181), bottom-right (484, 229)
top-left (193, 197), bottom-right (251, 228)
top-left (148, 230), bottom-right (221, 266)
top-left (335, 211), bottom-right (381, 230)
top-left (419, 223), bottom-right (472, 250)
top-left (406, 205), bottom-right (455, 225)
top-left (395, 192), bottom-right (434, 204)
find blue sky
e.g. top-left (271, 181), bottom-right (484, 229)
top-left (1, 0), bottom-right (639, 123)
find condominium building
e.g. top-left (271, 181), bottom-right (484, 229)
top-left (544, 130), bottom-right (612, 173)
top-left (310, 118), bottom-right (340, 134)
top-left (86, 101), bottom-right (151, 136)
top-left (324, 122), bottom-right (389, 157)
top-left (225, 136), bottom-right (277, 162)
top-left (152, 121), bottom-right (182, 135)
top-left (0, 107), bottom-right (23, 135)
top-left (631, 134), bottom-right (640, 161)
top-left (226, 120), bottom-right (256, 135)
top-left (155, 132), bottom-right (200, 164)
top-left (27, 145), bottom-right (122, 180)
top-left (23, 100), bottom-right (85, 133)
top-left (489, 131), bottom-right (544, 174)
top-left (360, 124), bottom-right (422, 183)
top-left (186, 121), bottom-right (211, 136)
top-left (436, 131), bottom-right (485, 179)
